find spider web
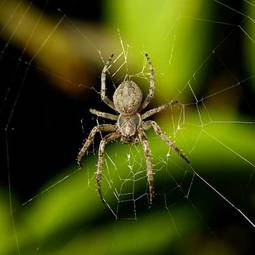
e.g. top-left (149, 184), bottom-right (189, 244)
top-left (0, 0), bottom-right (255, 254)
top-left (92, 34), bottom-right (255, 224)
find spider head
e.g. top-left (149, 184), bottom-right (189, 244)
top-left (113, 80), bottom-right (143, 114)
top-left (117, 114), bottom-right (141, 143)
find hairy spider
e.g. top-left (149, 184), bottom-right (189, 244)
top-left (77, 53), bottom-right (190, 204)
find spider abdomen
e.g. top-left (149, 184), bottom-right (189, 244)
top-left (113, 81), bottom-right (143, 114)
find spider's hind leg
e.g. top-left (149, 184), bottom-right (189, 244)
top-left (77, 124), bottom-right (116, 167)
top-left (96, 132), bottom-right (120, 202)
top-left (138, 130), bottom-right (154, 204)
top-left (143, 120), bottom-right (190, 164)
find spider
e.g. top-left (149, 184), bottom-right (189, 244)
top-left (77, 53), bottom-right (190, 204)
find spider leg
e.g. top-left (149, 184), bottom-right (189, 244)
top-left (90, 108), bottom-right (118, 121)
top-left (138, 130), bottom-right (154, 204)
top-left (143, 120), bottom-right (190, 164)
top-left (142, 100), bottom-right (178, 120)
top-left (77, 124), bottom-right (117, 166)
top-left (101, 54), bottom-right (117, 111)
top-left (140, 53), bottom-right (155, 110)
top-left (96, 132), bottom-right (120, 202)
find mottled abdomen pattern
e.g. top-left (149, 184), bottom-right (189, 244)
top-left (113, 81), bottom-right (143, 114)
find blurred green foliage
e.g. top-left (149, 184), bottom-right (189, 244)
top-left (106, 0), bottom-right (212, 98)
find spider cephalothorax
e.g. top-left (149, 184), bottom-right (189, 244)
top-left (77, 53), bottom-right (190, 204)
top-left (117, 113), bottom-right (141, 143)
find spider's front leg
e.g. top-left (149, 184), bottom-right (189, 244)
top-left (138, 130), bottom-right (154, 204)
top-left (140, 53), bottom-right (155, 110)
top-left (89, 108), bottom-right (118, 121)
top-left (101, 54), bottom-right (116, 111)
top-left (96, 132), bottom-right (120, 202)
top-left (77, 124), bottom-right (117, 166)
